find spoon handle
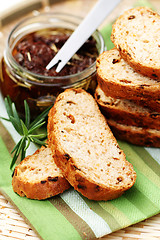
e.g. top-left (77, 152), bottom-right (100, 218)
top-left (46, 0), bottom-right (121, 72)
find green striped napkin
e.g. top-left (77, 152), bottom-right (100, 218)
top-left (0, 1), bottom-right (160, 239)
top-left (1, 123), bottom-right (160, 240)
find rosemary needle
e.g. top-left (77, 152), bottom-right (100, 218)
top-left (0, 96), bottom-right (52, 169)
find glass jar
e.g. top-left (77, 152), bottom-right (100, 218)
top-left (0, 13), bottom-right (105, 119)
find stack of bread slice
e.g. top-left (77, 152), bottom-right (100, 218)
top-left (96, 7), bottom-right (160, 147)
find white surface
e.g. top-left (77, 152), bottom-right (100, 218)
top-left (0, 0), bottom-right (25, 14)
top-left (145, 147), bottom-right (160, 164)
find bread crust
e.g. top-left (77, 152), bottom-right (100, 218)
top-left (135, 98), bottom-right (160, 113)
top-left (108, 119), bottom-right (160, 147)
top-left (95, 85), bottom-right (160, 130)
top-left (111, 7), bottom-right (160, 80)
top-left (49, 128), bottom-right (130, 201)
top-left (48, 89), bottom-right (136, 201)
top-left (96, 49), bottom-right (160, 102)
top-left (12, 147), bottom-right (70, 200)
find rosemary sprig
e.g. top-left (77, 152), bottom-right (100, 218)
top-left (1, 96), bottom-right (52, 169)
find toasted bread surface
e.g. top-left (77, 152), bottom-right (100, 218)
top-left (135, 98), bottom-right (160, 113)
top-left (111, 7), bottom-right (160, 79)
top-left (96, 48), bottom-right (160, 101)
top-left (48, 89), bottom-right (136, 201)
top-left (12, 146), bottom-right (70, 200)
top-left (95, 85), bottom-right (160, 130)
top-left (108, 119), bottom-right (160, 147)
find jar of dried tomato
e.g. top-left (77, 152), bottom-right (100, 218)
top-left (0, 13), bottom-right (105, 119)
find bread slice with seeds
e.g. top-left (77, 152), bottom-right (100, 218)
top-left (108, 119), bottom-right (160, 147)
top-left (96, 48), bottom-right (160, 101)
top-left (48, 88), bottom-right (136, 201)
top-left (12, 146), bottom-right (70, 200)
top-left (111, 7), bottom-right (160, 80)
top-left (95, 85), bottom-right (160, 130)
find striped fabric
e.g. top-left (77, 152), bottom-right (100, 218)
top-left (0, 2), bottom-right (160, 239)
top-left (0, 132), bottom-right (160, 240)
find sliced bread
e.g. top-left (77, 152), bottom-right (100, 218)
top-left (12, 146), bottom-right (70, 200)
top-left (96, 48), bottom-right (160, 101)
top-left (48, 88), bottom-right (136, 201)
top-left (135, 98), bottom-right (160, 113)
top-left (108, 119), bottom-right (160, 147)
top-left (95, 85), bottom-right (160, 130)
top-left (111, 7), bottom-right (160, 80)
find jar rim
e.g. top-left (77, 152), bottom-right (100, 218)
top-left (5, 12), bottom-right (105, 85)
